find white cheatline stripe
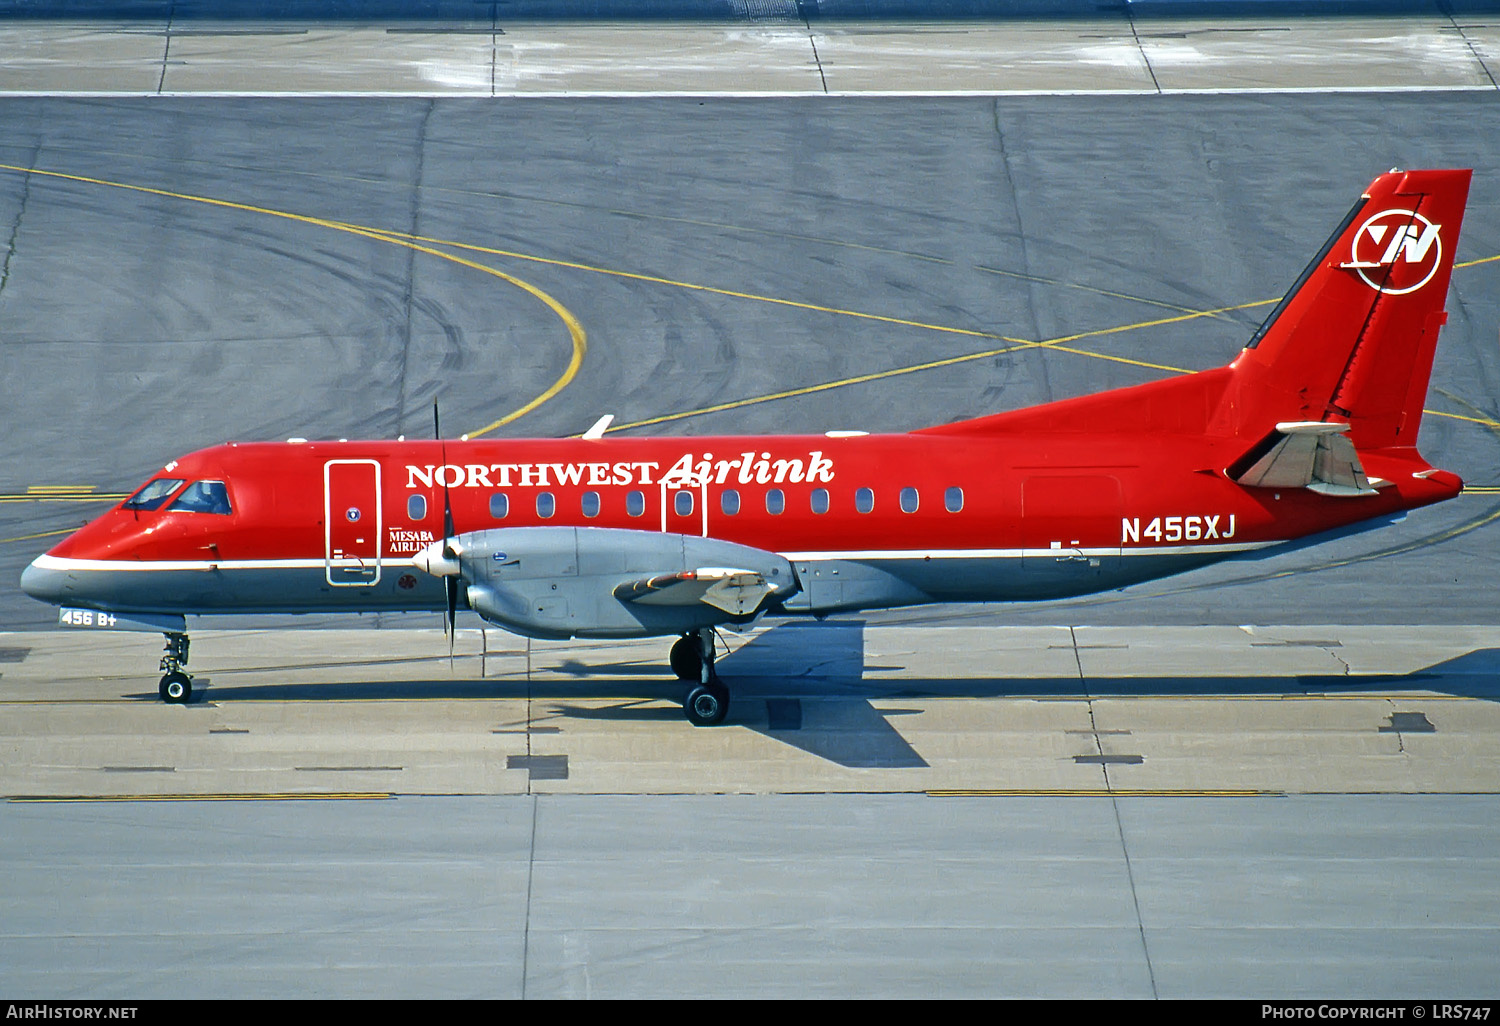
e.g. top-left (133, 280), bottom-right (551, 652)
top-left (33, 542), bottom-right (1276, 575)
top-left (28, 554), bottom-right (420, 573)
top-left (780, 542), bottom-right (1274, 561)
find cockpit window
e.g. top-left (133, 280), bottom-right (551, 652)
top-left (122, 478), bottom-right (184, 511)
top-left (167, 480), bottom-right (232, 515)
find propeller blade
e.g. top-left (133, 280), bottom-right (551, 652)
top-left (435, 399), bottom-right (458, 663)
top-left (446, 576), bottom-right (458, 669)
top-left (435, 400), bottom-right (456, 549)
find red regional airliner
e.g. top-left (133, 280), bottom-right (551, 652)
top-left (22, 168), bottom-right (1472, 724)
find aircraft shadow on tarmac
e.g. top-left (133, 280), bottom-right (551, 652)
top-left (132, 619), bottom-right (1500, 770)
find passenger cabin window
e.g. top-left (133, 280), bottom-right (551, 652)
top-left (721, 489), bottom-right (740, 515)
top-left (900, 487), bottom-right (919, 514)
top-left (408, 494), bottom-right (427, 520)
top-left (168, 480), bottom-right (232, 515)
top-left (626, 490), bottom-right (645, 517)
top-left (123, 478), bottom-right (184, 511)
top-left (855, 487), bottom-right (874, 514)
top-left (489, 493), bottom-right (508, 519)
top-left (582, 491), bottom-right (601, 518)
top-left (766, 489), bottom-right (785, 515)
top-left (810, 488), bottom-right (829, 514)
top-left (674, 490), bottom-right (694, 516)
top-left (945, 486), bottom-right (964, 513)
top-left (536, 492), bottom-right (555, 519)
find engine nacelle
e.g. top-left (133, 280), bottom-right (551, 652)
top-left (450, 526), bottom-right (798, 639)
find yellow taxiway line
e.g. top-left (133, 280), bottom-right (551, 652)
top-left (8, 792), bottom-right (395, 803)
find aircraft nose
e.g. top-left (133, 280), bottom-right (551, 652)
top-left (20, 554), bottom-right (71, 604)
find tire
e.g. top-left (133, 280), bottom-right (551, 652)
top-left (684, 682), bottom-right (729, 726)
top-left (159, 672), bottom-right (191, 704)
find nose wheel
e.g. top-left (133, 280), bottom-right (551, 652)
top-left (158, 632), bottom-right (193, 704)
top-left (674, 628), bottom-right (730, 726)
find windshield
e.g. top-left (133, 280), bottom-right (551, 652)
top-left (167, 480), bottom-right (232, 515)
top-left (122, 478), bottom-right (184, 511)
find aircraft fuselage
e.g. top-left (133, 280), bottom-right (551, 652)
top-left (22, 428), bottom-right (1458, 634)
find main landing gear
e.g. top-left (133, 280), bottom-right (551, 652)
top-left (671, 628), bottom-right (729, 727)
top-left (158, 632), bottom-right (193, 704)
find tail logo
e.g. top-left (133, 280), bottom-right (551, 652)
top-left (1340, 208), bottom-right (1443, 295)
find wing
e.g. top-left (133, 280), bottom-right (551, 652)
top-left (424, 526), bottom-right (798, 639)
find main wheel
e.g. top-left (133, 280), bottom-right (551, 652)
top-left (684, 682), bottom-right (730, 726)
top-left (669, 634), bottom-right (703, 680)
top-left (159, 671), bottom-right (192, 704)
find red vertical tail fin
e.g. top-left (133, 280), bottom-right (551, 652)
top-left (1227, 168), bottom-right (1471, 450)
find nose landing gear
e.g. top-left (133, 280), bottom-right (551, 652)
top-left (158, 632), bottom-right (192, 704)
top-left (672, 628), bottom-right (729, 727)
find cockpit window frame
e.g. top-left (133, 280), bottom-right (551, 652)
top-left (166, 480), bottom-right (233, 516)
top-left (121, 478), bottom-right (185, 512)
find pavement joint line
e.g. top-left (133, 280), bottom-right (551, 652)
top-left (11, 790), bottom-right (1499, 801)
top-left (0, 88), bottom-right (1496, 99)
top-left (1446, 8), bottom-right (1500, 90)
top-left (1125, 3), bottom-right (1163, 96)
top-left (801, 8), bottom-right (829, 95)
top-left (154, 8), bottom-right (171, 96)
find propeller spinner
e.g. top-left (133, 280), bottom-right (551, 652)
top-left (414, 539), bottom-right (463, 578)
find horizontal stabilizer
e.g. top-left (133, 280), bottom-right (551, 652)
top-left (1230, 421), bottom-right (1379, 497)
top-left (613, 567), bottom-right (775, 615)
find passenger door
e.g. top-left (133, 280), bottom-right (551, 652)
top-left (324, 459), bottom-right (383, 586)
